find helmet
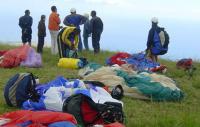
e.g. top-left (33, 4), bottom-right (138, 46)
top-left (111, 85), bottom-right (124, 100)
top-left (70, 8), bottom-right (76, 13)
top-left (151, 17), bottom-right (158, 23)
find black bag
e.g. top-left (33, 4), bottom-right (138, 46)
top-left (62, 94), bottom-right (124, 126)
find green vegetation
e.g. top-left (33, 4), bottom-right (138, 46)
top-left (0, 44), bottom-right (200, 127)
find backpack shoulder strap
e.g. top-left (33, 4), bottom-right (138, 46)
top-left (27, 73), bottom-right (40, 101)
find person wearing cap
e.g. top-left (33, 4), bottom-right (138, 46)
top-left (48, 6), bottom-right (61, 55)
top-left (83, 13), bottom-right (90, 51)
top-left (90, 10), bottom-right (103, 54)
top-left (37, 15), bottom-right (46, 53)
top-left (19, 10), bottom-right (33, 45)
top-left (63, 8), bottom-right (86, 52)
top-left (146, 17), bottom-right (162, 62)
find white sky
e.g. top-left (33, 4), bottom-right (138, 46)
top-left (84, 0), bottom-right (200, 20)
top-left (0, 0), bottom-right (200, 59)
top-left (1, 0), bottom-right (200, 21)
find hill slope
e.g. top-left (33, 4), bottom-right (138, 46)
top-left (0, 44), bottom-right (200, 127)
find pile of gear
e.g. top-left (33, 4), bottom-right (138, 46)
top-left (1, 50), bottom-right (187, 127)
top-left (58, 58), bottom-right (88, 69)
top-left (106, 52), bottom-right (167, 73)
top-left (176, 58), bottom-right (196, 78)
top-left (0, 45), bottom-right (42, 68)
top-left (3, 73), bottom-right (125, 127)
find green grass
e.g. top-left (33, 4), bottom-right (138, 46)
top-left (0, 44), bottom-right (200, 127)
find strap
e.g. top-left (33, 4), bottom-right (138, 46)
top-left (27, 73), bottom-right (40, 101)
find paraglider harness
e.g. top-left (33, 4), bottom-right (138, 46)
top-left (57, 27), bottom-right (79, 58)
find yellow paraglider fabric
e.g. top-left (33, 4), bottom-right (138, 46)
top-left (61, 27), bottom-right (79, 48)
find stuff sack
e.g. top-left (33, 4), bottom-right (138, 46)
top-left (57, 58), bottom-right (87, 69)
top-left (4, 73), bottom-right (40, 107)
top-left (151, 28), bottom-right (169, 55)
top-left (62, 94), bottom-right (124, 126)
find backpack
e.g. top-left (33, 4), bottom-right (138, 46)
top-left (62, 94), bottom-right (124, 126)
top-left (151, 28), bottom-right (169, 55)
top-left (4, 73), bottom-right (40, 107)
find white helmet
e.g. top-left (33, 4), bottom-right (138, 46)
top-left (70, 8), bottom-right (76, 13)
top-left (151, 17), bottom-right (158, 23)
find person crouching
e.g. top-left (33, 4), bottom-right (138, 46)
top-left (57, 27), bottom-right (80, 58)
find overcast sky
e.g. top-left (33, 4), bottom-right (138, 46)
top-left (0, 0), bottom-right (200, 59)
top-left (1, 0), bottom-right (200, 20)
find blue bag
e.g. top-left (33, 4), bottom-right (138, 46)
top-left (151, 29), bottom-right (169, 55)
top-left (4, 73), bottom-right (40, 107)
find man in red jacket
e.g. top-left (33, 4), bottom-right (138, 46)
top-left (48, 6), bottom-right (61, 55)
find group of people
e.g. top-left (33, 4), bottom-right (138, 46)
top-left (18, 6), bottom-right (104, 55)
top-left (19, 6), bottom-right (169, 62)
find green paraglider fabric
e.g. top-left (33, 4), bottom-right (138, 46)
top-left (115, 70), bottom-right (184, 101)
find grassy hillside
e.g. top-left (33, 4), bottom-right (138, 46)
top-left (0, 44), bottom-right (200, 127)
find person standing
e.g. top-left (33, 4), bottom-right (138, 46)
top-left (19, 10), bottom-right (33, 45)
top-left (83, 13), bottom-right (90, 51)
top-left (63, 8), bottom-right (86, 52)
top-left (146, 17), bottom-right (169, 62)
top-left (37, 15), bottom-right (46, 53)
top-left (48, 6), bottom-right (61, 55)
top-left (90, 10), bottom-right (103, 54)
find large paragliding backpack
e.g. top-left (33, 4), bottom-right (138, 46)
top-left (151, 28), bottom-right (169, 55)
top-left (62, 94), bottom-right (124, 126)
top-left (4, 73), bottom-right (40, 107)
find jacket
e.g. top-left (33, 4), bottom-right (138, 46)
top-left (38, 20), bottom-right (46, 37)
top-left (19, 15), bottom-right (33, 34)
top-left (63, 14), bottom-right (86, 28)
top-left (48, 12), bottom-right (61, 31)
top-left (90, 16), bottom-right (103, 34)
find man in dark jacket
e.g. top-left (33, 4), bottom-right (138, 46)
top-left (63, 8), bottom-right (86, 52)
top-left (90, 10), bottom-right (103, 54)
top-left (146, 17), bottom-right (162, 62)
top-left (37, 15), bottom-right (46, 53)
top-left (19, 10), bottom-right (33, 45)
